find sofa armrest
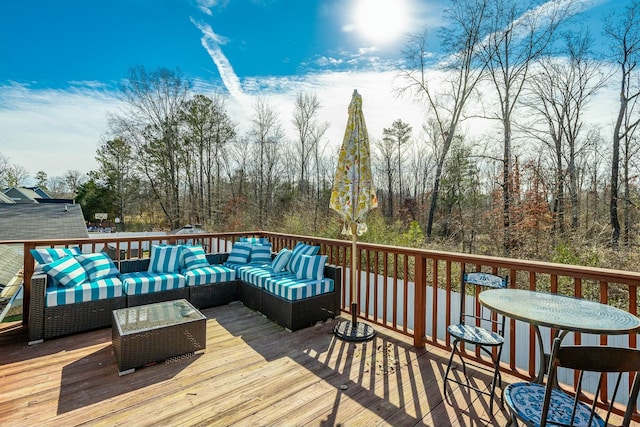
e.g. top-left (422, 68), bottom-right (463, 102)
top-left (28, 273), bottom-right (47, 344)
top-left (323, 264), bottom-right (342, 309)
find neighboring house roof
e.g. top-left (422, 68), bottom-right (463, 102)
top-left (170, 224), bottom-right (207, 235)
top-left (0, 192), bottom-right (15, 204)
top-left (0, 245), bottom-right (22, 286)
top-left (3, 187), bottom-right (40, 204)
top-left (0, 203), bottom-right (89, 240)
top-left (27, 186), bottom-right (52, 199)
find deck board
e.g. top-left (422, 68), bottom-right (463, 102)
top-left (0, 303), bottom-right (519, 426)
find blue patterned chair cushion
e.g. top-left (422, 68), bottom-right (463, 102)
top-left (45, 277), bottom-right (124, 307)
top-left (148, 244), bottom-right (182, 273)
top-left (184, 265), bottom-right (236, 287)
top-left (271, 248), bottom-right (291, 273)
top-left (75, 252), bottom-right (119, 281)
top-left (42, 256), bottom-right (88, 288)
top-left (504, 382), bottom-right (605, 427)
top-left (227, 242), bottom-right (252, 264)
top-left (180, 245), bottom-right (209, 272)
top-left (31, 247), bottom-right (81, 267)
top-left (240, 266), bottom-right (294, 289)
top-left (295, 254), bottom-right (327, 280)
top-left (287, 242), bottom-right (320, 273)
top-left (239, 237), bottom-right (270, 245)
top-left (447, 324), bottom-right (504, 346)
top-left (264, 275), bottom-right (334, 301)
top-left (120, 271), bottom-right (186, 295)
top-left (250, 243), bottom-right (272, 264)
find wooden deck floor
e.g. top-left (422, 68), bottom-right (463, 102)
top-left (0, 303), bottom-right (516, 426)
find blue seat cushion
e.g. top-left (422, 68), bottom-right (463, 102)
top-left (120, 271), bottom-right (185, 296)
top-left (184, 265), bottom-right (236, 287)
top-left (45, 277), bottom-right (123, 307)
top-left (504, 382), bottom-right (605, 427)
top-left (263, 275), bottom-right (334, 301)
top-left (240, 266), bottom-right (294, 289)
top-left (447, 324), bottom-right (504, 346)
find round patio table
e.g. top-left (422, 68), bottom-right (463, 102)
top-left (479, 288), bottom-right (640, 383)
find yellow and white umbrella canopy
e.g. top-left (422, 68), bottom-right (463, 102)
top-left (330, 89), bottom-right (378, 236)
top-left (330, 89), bottom-right (378, 341)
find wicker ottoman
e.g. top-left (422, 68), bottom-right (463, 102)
top-left (112, 299), bottom-right (206, 375)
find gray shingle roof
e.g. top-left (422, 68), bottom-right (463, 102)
top-left (0, 203), bottom-right (89, 240)
top-left (0, 245), bottom-right (22, 286)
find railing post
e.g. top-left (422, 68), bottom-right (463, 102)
top-left (414, 253), bottom-right (427, 347)
top-left (22, 242), bottom-right (36, 325)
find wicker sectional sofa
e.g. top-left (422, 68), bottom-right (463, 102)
top-left (28, 246), bottom-right (341, 343)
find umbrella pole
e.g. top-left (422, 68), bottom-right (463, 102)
top-left (351, 223), bottom-right (358, 326)
top-left (333, 222), bottom-right (376, 342)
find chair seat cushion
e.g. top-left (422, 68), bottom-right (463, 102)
top-left (504, 382), bottom-right (605, 427)
top-left (120, 271), bottom-right (185, 296)
top-left (239, 266), bottom-right (294, 289)
top-left (45, 277), bottom-right (123, 307)
top-left (184, 265), bottom-right (236, 287)
top-left (447, 324), bottom-right (504, 346)
top-left (263, 275), bottom-right (334, 301)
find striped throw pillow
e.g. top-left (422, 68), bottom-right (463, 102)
top-left (42, 255), bottom-right (88, 287)
top-left (287, 242), bottom-right (320, 273)
top-left (239, 237), bottom-right (270, 245)
top-left (75, 252), bottom-right (119, 281)
top-left (181, 245), bottom-right (209, 272)
top-left (271, 248), bottom-right (292, 273)
top-left (31, 247), bottom-right (81, 266)
top-left (227, 242), bottom-right (252, 264)
top-left (148, 245), bottom-right (182, 273)
top-left (250, 244), bottom-right (272, 264)
top-left (295, 254), bottom-right (327, 280)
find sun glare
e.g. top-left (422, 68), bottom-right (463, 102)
top-left (353, 0), bottom-right (409, 45)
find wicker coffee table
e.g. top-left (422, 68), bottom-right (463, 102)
top-left (112, 299), bottom-right (206, 375)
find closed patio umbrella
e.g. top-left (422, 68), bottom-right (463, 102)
top-left (330, 89), bottom-right (378, 341)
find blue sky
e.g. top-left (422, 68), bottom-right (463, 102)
top-left (0, 0), bottom-right (622, 178)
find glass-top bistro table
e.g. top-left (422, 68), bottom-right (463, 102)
top-left (479, 288), bottom-right (640, 383)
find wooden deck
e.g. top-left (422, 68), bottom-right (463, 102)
top-left (0, 303), bottom-right (516, 426)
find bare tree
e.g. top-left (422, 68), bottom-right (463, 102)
top-left (479, 0), bottom-right (577, 252)
top-left (291, 92), bottom-right (328, 196)
top-left (521, 30), bottom-right (608, 233)
top-left (397, 0), bottom-right (489, 238)
top-left (373, 136), bottom-right (396, 219)
top-left (250, 98), bottom-right (285, 227)
top-left (382, 119), bottom-right (412, 209)
top-left (109, 66), bottom-right (191, 229)
top-left (605, 1), bottom-right (640, 247)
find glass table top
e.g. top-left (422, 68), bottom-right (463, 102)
top-left (113, 299), bottom-right (205, 335)
top-left (479, 289), bottom-right (640, 334)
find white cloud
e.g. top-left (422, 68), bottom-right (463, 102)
top-left (0, 83), bottom-right (121, 178)
top-left (195, 0), bottom-right (229, 16)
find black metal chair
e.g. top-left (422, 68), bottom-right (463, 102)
top-left (443, 270), bottom-right (508, 414)
top-left (504, 337), bottom-right (640, 427)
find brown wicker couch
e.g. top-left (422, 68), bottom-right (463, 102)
top-left (29, 253), bottom-right (341, 342)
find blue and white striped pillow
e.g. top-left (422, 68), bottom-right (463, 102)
top-left (295, 254), bottom-right (327, 280)
top-left (75, 252), bottom-right (119, 281)
top-left (42, 255), bottom-right (88, 287)
top-left (181, 245), bottom-right (209, 271)
top-left (287, 242), bottom-right (320, 273)
top-left (271, 248), bottom-right (291, 273)
top-left (31, 247), bottom-right (81, 266)
top-left (239, 237), bottom-right (270, 245)
top-left (227, 242), bottom-right (252, 264)
top-left (148, 245), bottom-right (182, 273)
top-left (250, 244), bottom-right (272, 264)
